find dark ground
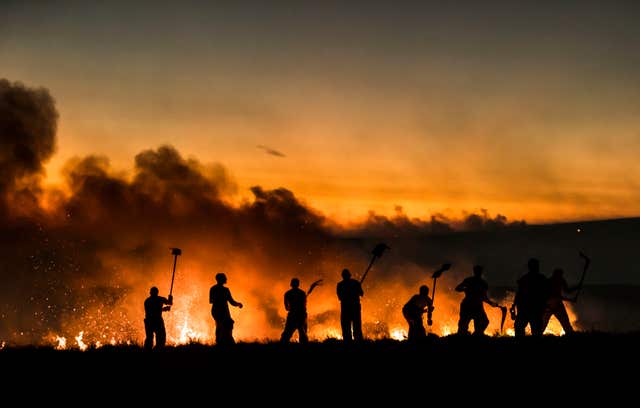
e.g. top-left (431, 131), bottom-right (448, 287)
top-left (1, 334), bottom-right (637, 402)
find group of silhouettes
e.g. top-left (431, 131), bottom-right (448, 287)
top-left (143, 258), bottom-right (578, 349)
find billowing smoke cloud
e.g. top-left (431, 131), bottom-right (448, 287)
top-left (0, 79), bottom-right (615, 346)
top-left (0, 79), bottom-right (57, 214)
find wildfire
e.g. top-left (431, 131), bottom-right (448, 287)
top-left (33, 272), bottom-right (580, 347)
top-left (55, 335), bottom-right (67, 350)
top-left (390, 328), bottom-right (407, 341)
top-left (75, 331), bottom-right (88, 351)
top-left (176, 317), bottom-right (205, 344)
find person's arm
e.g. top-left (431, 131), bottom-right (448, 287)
top-left (209, 287), bottom-right (214, 304)
top-left (161, 296), bottom-right (172, 311)
top-left (455, 279), bottom-right (466, 292)
top-left (482, 288), bottom-right (498, 307)
top-left (357, 281), bottom-right (364, 297)
top-left (337, 283), bottom-right (343, 302)
top-left (284, 293), bottom-right (290, 312)
top-left (228, 290), bottom-right (243, 308)
top-left (424, 296), bottom-right (434, 313)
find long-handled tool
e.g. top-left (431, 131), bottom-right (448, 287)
top-left (168, 247), bottom-right (182, 298)
top-left (359, 243), bottom-right (390, 284)
top-left (570, 251), bottom-right (590, 303)
top-left (427, 263), bottom-right (452, 326)
top-left (307, 279), bottom-right (323, 296)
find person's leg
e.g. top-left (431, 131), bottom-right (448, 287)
top-left (474, 310), bottom-right (489, 335)
top-left (555, 304), bottom-right (574, 334)
top-left (352, 306), bottom-right (363, 341)
top-left (298, 316), bottom-right (309, 344)
top-left (530, 312), bottom-right (544, 337)
top-left (416, 319), bottom-right (426, 339)
top-left (457, 314), bottom-right (472, 335)
top-left (280, 314), bottom-right (296, 343)
top-left (214, 318), bottom-right (223, 345)
top-left (514, 311), bottom-right (528, 337)
top-left (224, 319), bottom-right (236, 344)
top-left (156, 320), bottom-right (166, 348)
top-left (341, 307), bottom-right (353, 342)
top-left (144, 319), bottom-right (154, 350)
top-left (541, 303), bottom-right (553, 333)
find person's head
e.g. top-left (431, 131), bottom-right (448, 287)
top-left (527, 258), bottom-right (539, 274)
top-left (290, 278), bottom-right (300, 288)
top-left (552, 268), bottom-right (564, 277)
top-left (150, 286), bottom-right (159, 297)
top-left (216, 272), bottom-right (227, 284)
top-left (341, 268), bottom-right (351, 279)
top-left (419, 285), bottom-right (429, 296)
top-left (473, 265), bottom-right (484, 277)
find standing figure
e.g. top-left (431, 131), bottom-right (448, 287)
top-left (144, 286), bottom-right (173, 351)
top-left (209, 273), bottom-right (243, 345)
top-left (512, 258), bottom-right (549, 337)
top-left (402, 285), bottom-right (433, 341)
top-left (455, 265), bottom-right (499, 336)
top-left (280, 278), bottom-right (323, 344)
top-left (542, 268), bottom-right (577, 334)
top-left (336, 268), bottom-right (364, 343)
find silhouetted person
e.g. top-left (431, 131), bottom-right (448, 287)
top-left (455, 265), bottom-right (499, 336)
top-left (144, 286), bottom-right (173, 351)
top-left (280, 278), bottom-right (309, 343)
top-left (337, 268), bottom-right (364, 343)
top-left (402, 285), bottom-right (433, 341)
top-left (542, 268), bottom-right (577, 334)
top-left (210, 273), bottom-right (243, 345)
top-left (512, 258), bottom-right (549, 337)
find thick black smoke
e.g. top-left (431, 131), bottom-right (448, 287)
top-left (0, 79), bottom-right (57, 214)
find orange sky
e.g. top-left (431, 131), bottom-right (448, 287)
top-left (3, 2), bottom-right (640, 223)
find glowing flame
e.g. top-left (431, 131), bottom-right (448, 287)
top-left (176, 317), bottom-right (204, 344)
top-left (75, 331), bottom-right (88, 351)
top-left (0, 341), bottom-right (5, 350)
top-left (390, 328), bottom-right (407, 341)
top-left (322, 328), bottom-right (342, 340)
top-left (55, 335), bottom-right (66, 350)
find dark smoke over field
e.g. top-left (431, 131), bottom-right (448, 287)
top-left (2, 79), bottom-right (626, 346)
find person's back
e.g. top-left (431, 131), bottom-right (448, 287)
top-left (403, 293), bottom-right (431, 316)
top-left (516, 271), bottom-right (548, 310)
top-left (284, 287), bottom-right (307, 314)
top-left (337, 277), bottom-right (363, 306)
top-left (459, 275), bottom-right (488, 306)
top-left (144, 295), bottom-right (167, 321)
top-left (210, 283), bottom-right (232, 319)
